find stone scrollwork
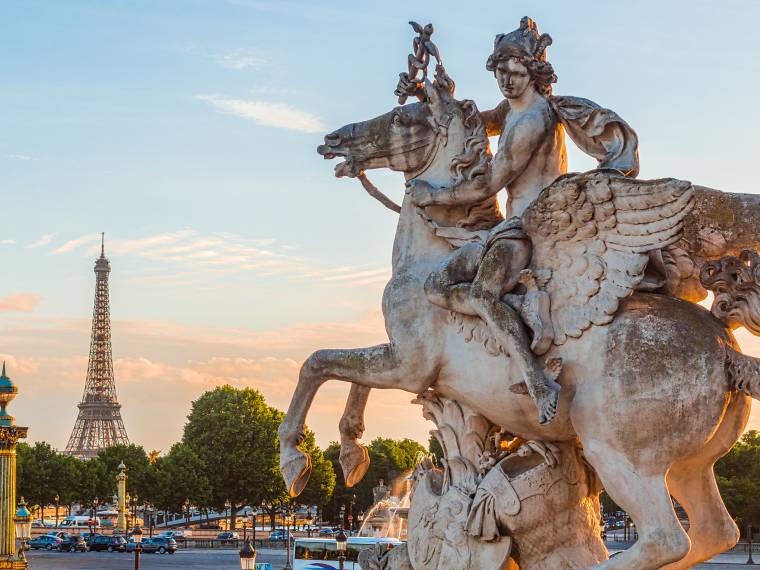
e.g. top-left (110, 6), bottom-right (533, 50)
top-left (701, 249), bottom-right (760, 335)
top-left (383, 392), bottom-right (606, 570)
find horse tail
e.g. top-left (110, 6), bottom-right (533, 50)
top-left (726, 347), bottom-right (760, 399)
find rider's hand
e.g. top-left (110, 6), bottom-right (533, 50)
top-left (406, 178), bottom-right (435, 206)
top-left (395, 72), bottom-right (424, 99)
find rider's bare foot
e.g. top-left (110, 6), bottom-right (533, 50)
top-left (340, 439), bottom-right (371, 487)
top-left (537, 358), bottom-right (563, 425)
top-left (537, 386), bottom-right (561, 425)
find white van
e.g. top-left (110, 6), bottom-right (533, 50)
top-left (58, 515), bottom-right (101, 529)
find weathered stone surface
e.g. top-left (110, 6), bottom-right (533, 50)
top-left (279, 15), bottom-right (760, 570)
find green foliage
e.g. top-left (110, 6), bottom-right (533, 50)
top-left (298, 430), bottom-right (336, 508)
top-left (152, 443), bottom-right (211, 513)
top-left (716, 430), bottom-right (760, 529)
top-left (428, 433), bottom-right (443, 462)
top-left (323, 437), bottom-right (427, 523)
top-left (93, 444), bottom-right (156, 504)
top-left (182, 385), bottom-right (286, 516)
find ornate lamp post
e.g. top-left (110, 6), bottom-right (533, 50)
top-left (13, 499), bottom-right (30, 567)
top-left (336, 527), bottom-right (348, 570)
top-left (54, 494), bottom-right (59, 529)
top-left (131, 524), bottom-right (143, 570)
top-left (0, 363), bottom-right (28, 570)
top-left (116, 463), bottom-right (128, 532)
top-left (225, 500), bottom-right (231, 531)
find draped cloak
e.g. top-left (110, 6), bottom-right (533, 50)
top-left (430, 95), bottom-right (640, 248)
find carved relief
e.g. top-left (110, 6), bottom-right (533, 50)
top-left (701, 249), bottom-right (760, 335)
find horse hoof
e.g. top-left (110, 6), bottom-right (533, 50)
top-left (340, 440), bottom-right (371, 487)
top-left (281, 450), bottom-right (312, 498)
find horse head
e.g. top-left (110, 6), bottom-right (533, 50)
top-left (317, 78), bottom-right (497, 234)
top-left (317, 101), bottom-right (437, 180)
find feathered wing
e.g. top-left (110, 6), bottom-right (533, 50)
top-left (523, 172), bottom-right (694, 345)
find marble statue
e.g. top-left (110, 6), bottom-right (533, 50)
top-left (279, 17), bottom-right (760, 569)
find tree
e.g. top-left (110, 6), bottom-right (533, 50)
top-left (157, 443), bottom-right (211, 513)
top-left (183, 385), bottom-right (283, 530)
top-left (324, 437), bottom-right (427, 524)
top-left (94, 444), bottom-right (157, 505)
top-left (716, 430), bottom-right (760, 531)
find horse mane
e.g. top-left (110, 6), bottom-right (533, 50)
top-left (448, 99), bottom-right (502, 231)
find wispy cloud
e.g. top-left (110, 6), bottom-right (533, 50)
top-left (6, 154), bottom-right (31, 161)
top-left (216, 48), bottom-right (267, 70)
top-left (195, 95), bottom-right (325, 133)
top-left (48, 230), bottom-right (389, 288)
top-left (0, 239), bottom-right (16, 245)
top-left (27, 234), bottom-right (55, 249)
top-left (53, 234), bottom-right (101, 254)
top-left (0, 293), bottom-right (41, 312)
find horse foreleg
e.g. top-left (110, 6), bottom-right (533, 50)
top-left (279, 343), bottom-right (432, 498)
top-left (339, 385), bottom-right (372, 487)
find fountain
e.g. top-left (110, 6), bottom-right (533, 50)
top-left (358, 477), bottom-right (411, 541)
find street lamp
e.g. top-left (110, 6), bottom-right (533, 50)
top-left (748, 524), bottom-right (755, 565)
top-left (283, 505), bottom-right (293, 570)
top-left (15, 497), bottom-right (31, 561)
top-left (336, 527), bottom-right (348, 570)
top-left (147, 506), bottom-right (155, 538)
top-left (54, 493), bottom-right (59, 529)
top-left (132, 524), bottom-right (143, 570)
top-left (239, 535), bottom-right (257, 570)
top-left (184, 498), bottom-right (191, 529)
top-left (225, 500), bottom-right (232, 531)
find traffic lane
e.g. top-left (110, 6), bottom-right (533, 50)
top-left (27, 548), bottom-right (287, 569)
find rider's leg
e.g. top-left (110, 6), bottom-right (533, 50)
top-left (279, 343), bottom-right (435, 497)
top-left (468, 238), bottom-right (560, 424)
top-left (424, 243), bottom-right (482, 315)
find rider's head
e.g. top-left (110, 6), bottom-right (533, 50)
top-left (486, 16), bottom-right (557, 98)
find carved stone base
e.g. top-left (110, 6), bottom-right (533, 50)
top-left (366, 391), bottom-right (607, 570)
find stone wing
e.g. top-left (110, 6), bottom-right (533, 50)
top-left (523, 172), bottom-right (694, 345)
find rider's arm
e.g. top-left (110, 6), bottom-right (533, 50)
top-left (423, 109), bottom-right (552, 206)
top-left (479, 99), bottom-right (510, 137)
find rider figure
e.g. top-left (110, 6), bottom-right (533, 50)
top-left (399, 17), bottom-right (567, 424)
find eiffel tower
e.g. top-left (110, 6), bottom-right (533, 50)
top-left (65, 234), bottom-right (129, 458)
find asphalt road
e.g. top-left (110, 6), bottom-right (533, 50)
top-left (26, 546), bottom-right (758, 569)
top-left (27, 548), bottom-right (287, 569)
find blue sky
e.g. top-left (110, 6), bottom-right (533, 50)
top-left (2, 0), bottom-right (760, 451)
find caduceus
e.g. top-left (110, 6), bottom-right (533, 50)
top-left (395, 21), bottom-right (443, 104)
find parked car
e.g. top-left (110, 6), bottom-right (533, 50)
top-left (88, 534), bottom-right (127, 552)
top-left (318, 528), bottom-right (339, 536)
top-left (157, 530), bottom-right (184, 540)
top-left (32, 519), bottom-right (55, 528)
top-left (46, 531), bottom-right (74, 540)
top-left (217, 531), bottom-right (239, 542)
top-left (142, 536), bottom-right (177, 554)
top-left (29, 535), bottom-right (62, 550)
top-left (269, 529), bottom-right (289, 541)
top-left (57, 534), bottom-right (87, 552)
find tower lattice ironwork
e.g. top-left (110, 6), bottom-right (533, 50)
top-left (65, 234), bottom-right (129, 458)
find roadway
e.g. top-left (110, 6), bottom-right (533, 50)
top-left (27, 547), bottom-right (287, 569)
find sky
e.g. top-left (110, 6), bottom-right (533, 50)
top-left (2, 0), bottom-right (760, 454)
